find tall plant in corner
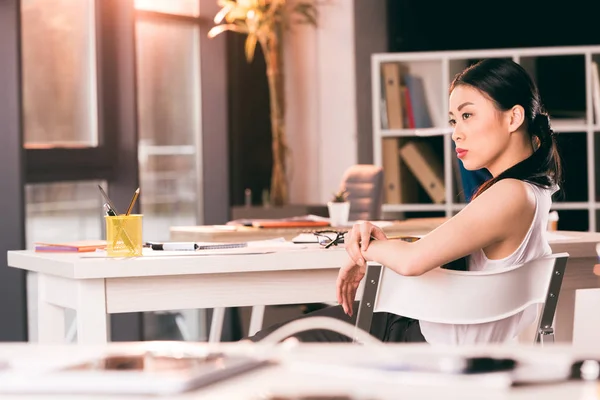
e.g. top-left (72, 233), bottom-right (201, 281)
top-left (209, 0), bottom-right (317, 206)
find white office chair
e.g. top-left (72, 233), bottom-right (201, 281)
top-left (355, 253), bottom-right (569, 345)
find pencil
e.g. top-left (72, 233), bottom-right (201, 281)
top-left (125, 187), bottom-right (140, 216)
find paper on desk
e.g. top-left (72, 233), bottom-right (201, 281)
top-left (81, 238), bottom-right (307, 258)
top-left (245, 237), bottom-right (295, 247)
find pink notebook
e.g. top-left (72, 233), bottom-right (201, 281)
top-left (35, 240), bottom-right (107, 253)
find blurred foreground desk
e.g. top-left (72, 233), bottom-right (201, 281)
top-left (170, 222), bottom-right (600, 343)
top-left (0, 342), bottom-right (599, 399)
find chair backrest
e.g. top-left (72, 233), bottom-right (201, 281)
top-left (339, 164), bottom-right (384, 221)
top-left (355, 253), bottom-right (569, 342)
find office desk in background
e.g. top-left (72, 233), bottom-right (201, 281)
top-left (170, 217), bottom-right (449, 242)
top-left (170, 220), bottom-right (600, 343)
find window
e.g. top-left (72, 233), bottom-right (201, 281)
top-left (135, 3), bottom-right (203, 240)
top-left (25, 181), bottom-right (105, 249)
top-left (21, 0), bottom-right (98, 148)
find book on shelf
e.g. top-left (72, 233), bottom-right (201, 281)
top-left (380, 64), bottom-right (434, 131)
top-left (403, 74), bottom-right (433, 129)
top-left (591, 61), bottom-right (600, 125)
top-left (399, 141), bottom-right (446, 204)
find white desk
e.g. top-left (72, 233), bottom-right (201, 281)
top-left (8, 230), bottom-right (600, 344)
top-left (0, 342), bottom-right (598, 399)
top-left (7, 246), bottom-right (350, 344)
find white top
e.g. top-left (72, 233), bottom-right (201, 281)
top-left (420, 182), bottom-right (557, 345)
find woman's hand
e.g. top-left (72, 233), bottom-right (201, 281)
top-left (345, 222), bottom-right (388, 267)
top-left (336, 257), bottom-right (366, 316)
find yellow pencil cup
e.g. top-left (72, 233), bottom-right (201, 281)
top-left (105, 214), bottom-right (143, 257)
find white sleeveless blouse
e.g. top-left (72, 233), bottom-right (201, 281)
top-left (419, 182), bottom-right (557, 345)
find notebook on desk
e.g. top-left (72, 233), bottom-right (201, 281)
top-left (252, 220), bottom-right (330, 229)
top-left (227, 215), bottom-right (331, 229)
top-left (34, 240), bottom-right (107, 253)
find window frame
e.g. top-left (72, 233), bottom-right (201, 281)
top-left (133, 5), bottom-right (211, 225)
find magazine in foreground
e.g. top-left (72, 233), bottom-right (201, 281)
top-left (0, 350), bottom-right (272, 395)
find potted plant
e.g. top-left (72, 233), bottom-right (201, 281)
top-left (328, 188), bottom-right (350, 227)
top-left (208, 0), bottom-right (317, 206)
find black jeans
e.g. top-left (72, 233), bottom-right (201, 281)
top-left (246, 301), bottom-right (427, 343)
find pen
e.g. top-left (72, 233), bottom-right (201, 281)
top-left (98, 185), bottom-right (120, 215)
top-left (148, 242), bottom-right (198, 251)
top-left (368, 235), bottom-right (420, 242)
top-left (125, 187), bottom-right (140, 216)
top-left (103, 203), bottom-right (117, 217)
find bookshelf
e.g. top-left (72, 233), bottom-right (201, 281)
top-left (372, 45), bottom-right (600, 232)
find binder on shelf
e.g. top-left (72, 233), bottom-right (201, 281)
top-left (399, 141), bottom-right (445, 204)
top-left (381, 62), bottom-right (408, 129)
top-left (382, 138), bottom-right (418, 204)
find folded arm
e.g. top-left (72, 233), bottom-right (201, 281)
top-left (361, 179), bottom-right (536, 276)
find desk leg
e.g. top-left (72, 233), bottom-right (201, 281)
top-left (209, 307), bottom-right (225, 343)
top-left (37, 274), bottom-right (65, 344)
top-left (248, 305), bottom-right (265, 337)
top-left (76, 279), bottom-right (109, 344)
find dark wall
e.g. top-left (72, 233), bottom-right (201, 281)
top-left (227, 33), bottom-right (272, 208)
top-left (387, 1), bottom-right (600, 52)
top-left (0, 0), bottom-right (27, 341)
top-left (355, 0), bottom-right (388, 165)
top-left (387, 0), bottom-right (600, 231)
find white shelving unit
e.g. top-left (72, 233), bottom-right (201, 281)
top-left (372, 45), bottom-right (600, 232)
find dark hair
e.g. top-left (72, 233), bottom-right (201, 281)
top-left (450, 58), bottom-right (562, 199)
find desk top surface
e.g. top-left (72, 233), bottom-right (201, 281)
top-left (7, 244), bottom-right (349, 279)
top-left (7, 228), bottom-right (600, 279)
top-left (0, 342), bottom-right (597, 399)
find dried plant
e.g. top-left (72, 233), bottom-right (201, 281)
top-left (331, 188), bottom-right (349, 203)
top-left (209, 0), bottom-right (317, 206)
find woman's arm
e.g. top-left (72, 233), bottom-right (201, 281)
top-left (361, 179), bottom-right (536, 276)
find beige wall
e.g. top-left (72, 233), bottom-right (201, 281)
top-left (285, 0), bottom-right (357, 204)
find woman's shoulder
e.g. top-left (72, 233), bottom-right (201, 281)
top-left (475, 178), bottom-right (536, 209)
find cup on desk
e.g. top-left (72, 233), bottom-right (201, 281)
top-left (105, 214), bottom-right (143, 257)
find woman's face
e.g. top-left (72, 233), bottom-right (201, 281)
top-left (449, 85), bottom-right (511, 172)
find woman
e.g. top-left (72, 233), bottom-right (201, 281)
top-left (247, 58), bottom-right (562, 345)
